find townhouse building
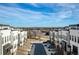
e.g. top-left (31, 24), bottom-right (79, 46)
top-left (49, 24), bottom-right (79, 55)
top-left (0, 29), bottom-right (12, 55)
top-left (69, 24), bottom-right (79, 55)
top-left (49, 28), bottom-right (62, 46)
top-left (49, 29), bottom-right (60, 50)
top-left (53, 30), bottom-right (59, 47)
top-left (49, 30), bottom-right (54, 43)
top-left (10, 30), bottom-right (19, 55)
top-left (0, 24), bottom-right (28, 55)
top-left (49, 27), bottom-right (71, 54)
top-left (18, 31), bottom-right (27, 47)
top-left (59, 29), bottom-right (70, 54)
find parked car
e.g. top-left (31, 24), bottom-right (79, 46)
top-left (51, 51), bottom-right (56, 55)
top-left (48, 49), bottom-right (56, 55)
top-left (43, 41), bottom-right (47, 43)
top-left (48, 48), bottom-right (56, 51)
top-left (48, 45), bottom-right (53, 49)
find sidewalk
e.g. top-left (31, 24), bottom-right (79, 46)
top-left (16, 39), bottom-right (32, 55)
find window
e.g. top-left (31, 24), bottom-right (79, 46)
top-left (16, 36), bottom-right (17, 39)
top-left (14, 36), bottom-right (15, 40)
top-left (7, 36), bottom-right (8, 42)
top-left (16, 36), bottom-right (18, 39)
top-left (70, 35), bottom-right (71, 40)
top-left (14, 44), bottom-right (16, 48)
top-left (5, 37), bottom-right (6, 43)
top-left (72, 36), bottom-right (74, 41)
top-left (75, 36), bottom-right (76, 42)
top-left (9, 35), bottom-right (11, 41)
top-left (78, 37), bottom-right (79, 43)
top-left (13, 36), bottom-right (14, 41)
top-left (8, 36), bottom-right (9, 41)
top-left (8, 36), bottom-right (10, 41)
top-left (2, 37), bottom-right (4, 44)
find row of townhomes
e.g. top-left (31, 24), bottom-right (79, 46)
top-left (49, 24), bottom-right (79, 55)
top-left (0, 24), bottom-right (27, 55)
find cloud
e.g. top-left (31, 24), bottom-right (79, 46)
top-left (0, 3), bottom-right (79, 27)
top-left (30, 3), bottom-right (40, 7)
top-left (57, 3), bottom-right (77, 9)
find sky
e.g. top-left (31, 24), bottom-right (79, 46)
top-left (0, 3), bottom-right (79, 27)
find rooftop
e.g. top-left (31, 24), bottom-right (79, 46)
top-left (69, 24), bottom-right (79, 27)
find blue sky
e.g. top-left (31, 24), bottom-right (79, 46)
top-left (0, 3), bottom-right (79, 27)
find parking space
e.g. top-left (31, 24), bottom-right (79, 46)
top-left (43, 42), bottom-right (57, 55)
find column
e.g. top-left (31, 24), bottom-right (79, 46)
top-left (71, 44), bottom-right (73, 54)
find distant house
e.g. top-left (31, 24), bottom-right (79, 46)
top-left (0, 24), bottom-right (11, 30)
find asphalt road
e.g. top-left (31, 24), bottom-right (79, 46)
top-left (33, 43), bottom-right (47, 55)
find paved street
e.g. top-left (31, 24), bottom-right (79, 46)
top-left (34, 43), bottom-right (47, 55)
top-left (30, 43), bottom-right (47, 55)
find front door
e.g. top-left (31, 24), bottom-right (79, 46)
top-left (73, 45), bottom-right (78, 55)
